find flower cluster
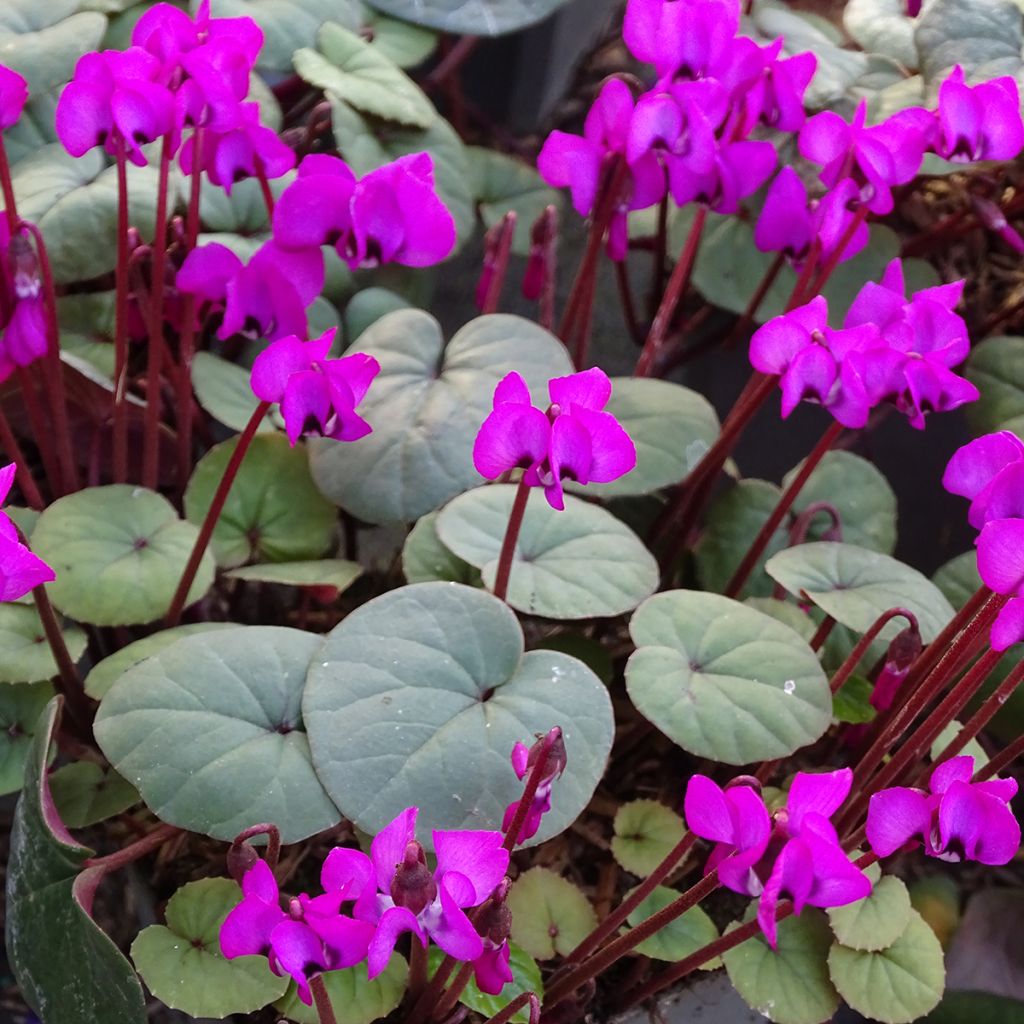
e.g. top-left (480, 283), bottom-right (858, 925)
top-left (867, 756), bottom-right (1019, 865)
top-left (750, 258), bottom-right (977, 429)
top-left (221, 807), bottom-right (511, 1003)
top-left (943, 431), bottom-right (1024, 650)
top-left (473, 368), bottom-right (636, 510)
top-left (684, 770), bottom-right (872, 948)
top-left (0, 464), bottom-right (54, 601)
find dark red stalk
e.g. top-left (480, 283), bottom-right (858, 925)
top-left (724, 419), bottom-right (845, 598)
top-left (0, 402), bottom-right (43, 508)
top-left (535, 205), bottom-right (558, 332)
top-left (112, 142), bottom-right (131, 483)
top-left (503, 726), bottom-right (561, 851)
top-left (492, 479), bottom-right (530, 603)
top-left (17, 366), bottom-right (62, 496)
top-left (310, 976), bottom-right (339, 1024)
top-left (615, 259), bottom-right (644, 346)
top-left (230, 823), bottom-right (282, 874)
top-left (634, 205), bottom-right (708, 377)
top-left (166, 400), bottom-right (270, 625)
top-left (255, 157), bottom-right (275, 220)
top-left (481, 992), bottom-right (537, 1024)
top-left (142, 135), bottom-right (172, 490)
top-left (810, 615), bottom-right (836, 652)
top-left (84, 822), bottom-right (180, 872)
top-left (408, 940), bottom-right (429, 1002)
top-left (829, 609), bottom-right (919, 695)
top-left (482, 212), bottom-right (516, 315)
top-left (648, 193), bottom-right (669, 321)
top-left (976, 734), bottom-right (1024, 781)
top-left (784, 239), bottom-right (821, 312)
top-left (33, 582), bottom-right (92, 739)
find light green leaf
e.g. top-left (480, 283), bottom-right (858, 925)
top-left (294, 22), bottom-right (435, 128)
top-left (828, 909), bottom-right (945, 1023)
top-left (191, 351), bottom-right (277, 434)
top-left (363, 11), bottom-right (438, 68)
top-left (303, 582), bottom-right (615, 846)
top-left (915, 0), bottom-right (1024, 88)
top-left (185, 433), bottom-right (338, 568)
top-left (828, 875), bottom-right (913, 952)
top-left (765, 542), bottom-right (956, 643)
top-left (427, 943), bottom-right (541, 1024)
top-left (626, 591), bottom-right (832, 764)
top-left (402, 511), bottom-right (482, 585)
top-left (274, 957), bottom-right (408, 1024)
top-left (0, 682), bottom-right (54, 796)
top-left (508, 868), bottom-right (597, 960)
top-left (48, 761), bottom-right (139, 828)
top-left (345, 288), bottom-right (412, 342)
top-left (0, 11), bottom-right (106, 96)
top-left (131, 878), bottom-right (289, 1017)
top-left (844, 0), bottom-right (919, 68)
top-left (5, 93), bottom-right (59, 169)
top-left (32, 485), bottom-right (215, 627)
top-left (623, 885), bottom-right (720, 964)
top-left (361, 0), bottom-right (573, 35)
top-left (832, 675), bottom-right (877, 725)
top-left (929, 720), bottom-right (988, 766)
top-left (226, 560), bottom-right (363, 591)
top-left (195, 172), bottom-right (293, 236)
top-left (933, 550), bottom-right (983, 609)
top-left (611, 800), bottom-right (685, 878)
top-left (84, 623), bottom-right (239, 701)
top-left (0, 604), bottom-right (87, 683)
top-left (436, 485), bottom-right (658, 619)
top-left (308, 311), bottom-right (572, 524)
top-left (94, 626), bottom-right (341, 843)
top-left (723, 909), bottom-right (840, 1024)
top-left (965, 336), bottom-right (1024, 437)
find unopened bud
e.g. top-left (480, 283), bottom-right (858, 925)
top-left (390, 841), bottom-right (437, 915)
top-left (526, 726), bottom-right (567, 781)
top-left (475, 878), bottom-right (513, 944)
top-left (886, 624), bottom-right (922, 673)
top-left (725, 774), bottom-right (762, 794)
top-left (227, 839), bottom-right (259, 884)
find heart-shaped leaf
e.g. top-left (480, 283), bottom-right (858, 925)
top-left (294, 22), bottom-right (435, 128)
top-left (48, 761), bottom-right (140, 828)
top-left (724, 909), bottom-right (840, 1024)
top-left (0, 681), bottom-right (53, 796)
top-left (345, 288), bottom-right (412, 342)
top-left (0, 603), bottom-right (87, 683)
top-left (273, 957), bottom-right (409, 1024)
top-left (965, 336), bottom-right (1024, 437)
top-left (436, 485), bottom-right (658, 619)
top-left (428, 944), bottom-right (541, 1024)
top-left (827, 875), bottom-right (912, 952)
top-left (363, 11), bottom-right (438, 68)
top-left (611, 800), bottom-right (685, 878)
top-left (131, 878), bottom-right (289, 1017)
top-left (0, 10), bottom-right (106, 96)
top-left (364, 0), bottom-right (573, 35)
top-left (402, 510), bottom-right (482, 585)
top-left (7, 698), bottom-right (148, 1023)
top-left (623, 886), bottom-right (720, 964)
top-left (226, 560), bottom-right (362, 591)
top-left (191, 352), bottom-right (278, 434)
top-left (828, 910), bottom-right (945, 1023)
top-left (186, 433), bottom-right (338, 568)
top-left (626, 591), bottom-right (832, 763)
top-left (31, 485), bottom-right (215, 627)
top-left (915, 0), bottom-right (1024, 87)
top-left (929, 720), bottom-right (988, 766)
top-left (308, 311), bottom-right (572, 524)
top-left (508, 868), bottom-right (597, 960)
top-left (303, 582), bottom-right (615, 845)
top-left (765, 542), bottom-right (955, 643)
top-left (94, 626), bottom-right (341, 843)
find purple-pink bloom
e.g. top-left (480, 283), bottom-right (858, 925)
top-left (0, 65), bottom-right (28, 131)
top-left (470, 879), bottom-right (514, 996)
top-left (473, 368), bottom-right (636, 510)
top-left (249, 328), bottom-right (379, 446)
top-left (931, 65), bottom-right (1024, 164)
top-left (220, 858), bottom-right (374, 1005)
top-left (0, 226), bottom-right (48, 379)
top-left (501, 729), bottom-right (567, 845)
top-left (0, 464), bottom-right (54, 601)
top-left (943, 431), bottom-right (1024, 529)
top-left (977, 519), bottom-right (1024, 650)
top-left (867, 756), bottom-right (1020, 865)
top-left (321, 807), bottom-right (510, 980)
top-left (623, 0), bottom-right (739, 82)
top-left (685, 770), bottom-right (872, 949)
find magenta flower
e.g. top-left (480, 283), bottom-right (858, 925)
top-left (931, 65), bottom-right (1024, 164)
top-left (685, 770), bottom-right (872, 949)
top-left (470, 879), bottom-right (514, 996)
top-left (0, 464), bottom-right (54, 601)
top-left (623, 0), bottom-right (739, 82)
top-left (321, 807), bottom-right (510, 979)
top-left (942, 431), bottom-right (1024, 529)
top-left (867, 756), bottom-right (1020, 865)
top-left (0, 65), bottom-right (28, 130)
top-left (748, 296), bottom-right (881, 427)
top-left (977, 519), bottom-right (1024, 650)
top-left (273, 153), bottom-right (456, 270)
top-left (220, 859), bottom-right (374, 1005)
top-left (473, 368), bottom-right (636, 511)
top-left (799, 101), bottom-right (932, 214)
top-left (501, 729), bottom-right (567, 844)
top-left (249, 328), bottom-right (379, 446)
top-left (0, 227), bottom-right (48, 379)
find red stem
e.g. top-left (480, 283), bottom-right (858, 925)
top-left (724, 252), bottom-right (785, 348)
top-left (829, 608), bottom-right (919, 695)
top-left (85, 822), bottom-right (180, 871)
top-left (481, 992), bottom-right (537, 1024)
top-left (810, 615), bottom-right (836, 652)
top-left (17, 366), bottom-right (62, 497)
top-left (724, 419), bottom-right (844, 598)
top-left (482, 212), bottom-right (516, 315)
top-left (165, 400), bottom-right (270, 625)
top-left (255, 157), bottom-right (275, 220)
top-left (502, 726), bottom-right (560, 851)
top-left (0, 401), bottom-right (43, 508)
top-left (310, 975), bottom-right (339, 1024)
top-left (976, 734), bottom-right (1024, 781)
top-left (492, 480), bottom-right (530, 603)
top-left (537, 205), bottom-right (558, 332)
top-left (33, 582), bottom-right (92, 740)
top-left (112, 143), bottom-right (130, 484)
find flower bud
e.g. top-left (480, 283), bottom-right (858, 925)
top-left (474, 879), bottom-right (513, 945)
top-left (226, 839), bottom-right (259, 884)
top-left (390, 840), bottom-right (437, 915)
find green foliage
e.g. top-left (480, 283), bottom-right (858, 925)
top-left (0, 682), bottom-right (54, 795)
top-left (360, 0), bottom-right (574, 36)
top-left (274, 958), bottom-right (409, 1024)
top-left (965, 336), bottom-right (1024, 437)
top-left (832, 675), bottom-right (877, 725)
top-left (49, 761), bottom-right (139, 828)
top-left (226, 559), bottom-right (363, 591)
top-left (622, 886), bottom-right (720, 963)
top-left (611, 800), bottom-right (685, 877)
top-left (827, 875), bottom-right (913, 951)
top-left (0, 603), bottom-right (87, 683)
top-left (190, 352), bottom-right (279, 434)
top-left (402, 510), bottom-right (483, 585)
top-left (508, 867), bottom-right (597, 960)
top-left (428, 944), bottom-right (542, 1024)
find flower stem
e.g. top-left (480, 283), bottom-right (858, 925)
top-left (828, 609), bottom-right (918, 695)
top-left (481, 992), bottom-right (537, 1024)
top-left (409, 939), bottom-right (429, 1002)
top-left (535, 205), bottom-right (558, 332)
top-left (810, 615), bottom-right (836, 652)
top-left (503, 726), bottom-right (561, 851)
top-left (0, 401), bottom-right (43, 508)
top-left (33, 583), bottom-right (91, 739)
top-left (142, 135), bottom-right (172, 490)
top-left (166, 400), bottom-right (270, 625)
top-left (255, 157), bottom-right (275, 220)
top-left (482, 212), bottom-right (517, 315)
top-left (806, 207), bottom-right (870, 298)
top-left (634, 205), bottom-right (708, 378)
top-left (724, 419), bottom-right (844, 598)
top-left (84, 822), bottom-right (179, 872)
top-left (724, 253), bottom-right (785, 348)
top-left (310, 975), bottom-right (339, 1024)
top-left (429, 961), bottom-right (474, 1022)
top-left (648, 194), bottom-right (669, 322)
top-left (492, 480), bottom-right (530, 603)
top-left (17, 366), bottom-right (62, 497)
top-left (112, 142), bottom-right (131, 484)
top-left (976, 733), bottom-right (1024, 781)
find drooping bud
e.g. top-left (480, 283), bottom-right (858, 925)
top-left (474, 878), bottom-right (513, 946)
top-left (227, 838), bottom-right (260, 884)
top-left (871, 622), bottom-right (922, 713)
top-left (524, 726), bottom-right (567, 782)
top-left (390, 840), bottom-right (437, 915)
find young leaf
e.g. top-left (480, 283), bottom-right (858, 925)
top-left (827, 875), bottom-right (912, 952)
top-left (0, 681), bottom-right (54, 796)
top-left (49, 761), bottom-right (139, 828)
top-left (611, 800), bottom-right (685, 878)
top-left (508, 868), bottom-right (597, 960)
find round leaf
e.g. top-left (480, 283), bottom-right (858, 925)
top-left (965, 336), bottom-right (1024, 437)
top-left (84, 623), bottom-right (239, 700)
top-left (32, 485), bottom-right (215, 627)
top-left (308, 311), bottom-right (572, 524)
top-left (436, 485), bottom-right (658, 619)
top-left (185, 433), bottom-right (337, 568)
top-left (274, 957), bottom-right (408, 1024)
top-left (131, 878), bottom-right (288, 1017)
top-left (303, 582), bottom-right (614, 846)
top-left (0, 604), bottom-right (87, 683)
top-left (765, 542), bottom-right (955, 643)
top-left (0, 681), bottom-right (54, 796)
top-left (611, 800), bottom-right (685, 878)
top-left (402, 511), bottom-right (482, 585)
top-left (0, 11), bottom-right (106, 96)
top-left (226, 559), bottom-right (362, 591)
top-left (191, 351), bottom-right (277, 434)
top-left (48, 761), bottom-right (139, 828)
top-left (428, 943), bottom-right (541, 1024)
top-left (723, 910), bottom-right (840, 1024)
top-left (362, 0), bottom-right (573, 35)
top-left (827, 875), bottom-right (913, 952)
top-left (915, 0), bottom-right (1024, 86)
top-left (626, 591), bottom-right (832, 763)
top-left (508, 868), bottom-right (597, 961)
top-left (828, 910), bottom-right (945, 1024)
top-left (345, 288), bottom-right (412, 342)
top-left (94, 626), bottom-right (341, 843)
top-left (623, 886), bottom-right (720, 964)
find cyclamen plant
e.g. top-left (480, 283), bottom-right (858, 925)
top-left (2, 1), bottom-right (1023, 1023)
